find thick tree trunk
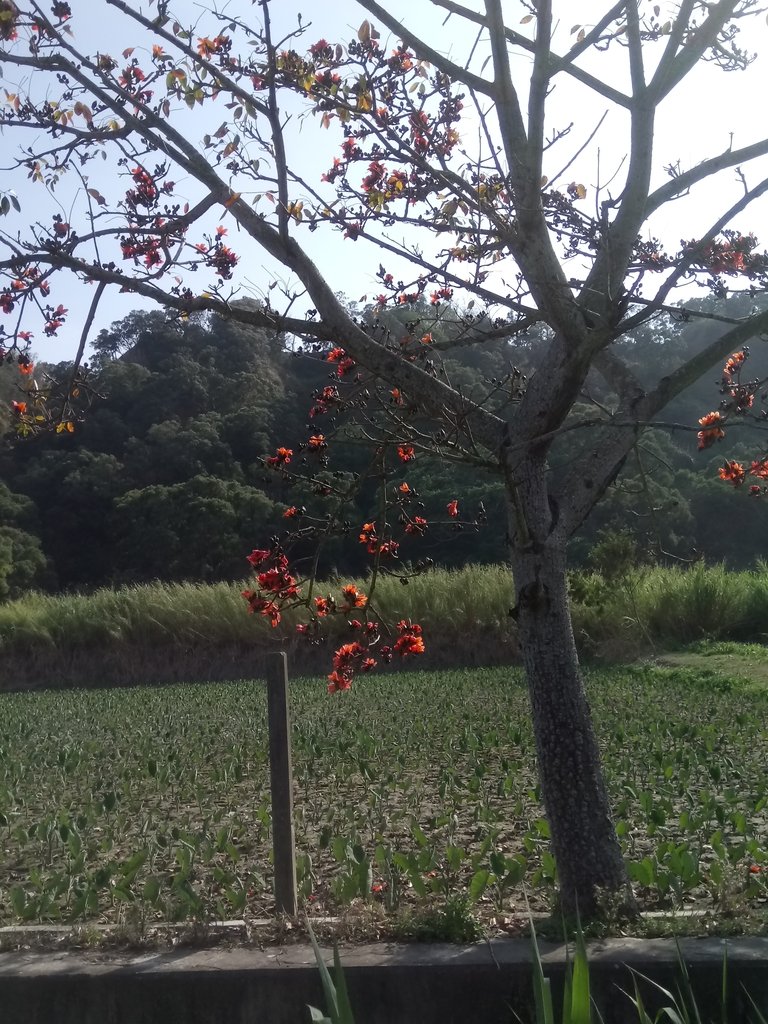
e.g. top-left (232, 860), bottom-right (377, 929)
top-left (507, 462), bottom-right (631, 918)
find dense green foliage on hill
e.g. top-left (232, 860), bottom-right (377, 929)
top-left (0, 295), bottom-right (765, 595)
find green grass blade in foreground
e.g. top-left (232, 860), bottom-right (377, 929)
top-left (563, 954), bottom-right (573, 1024)
top-left (674, 937), bottom-right (702, 1024)
top-left (568, 921), bottom-right (591, 1024)
top-left (621, 967), bottom-right (692, 1024)
top-left (721, 942), bottom-right (727, 1024)
top-left (529, 923), bottom-right (555, 1024)
top-left (306, 920), bottom-right (355, 1024)
top-left (309, 1007), bottom-right (333, 1023)
top-left (744, 987), bottom-right (768, 1024)
top-left (331, 943), bottom-right (355, 1024)
top-left (620, 974), bottom-right (659, 1024)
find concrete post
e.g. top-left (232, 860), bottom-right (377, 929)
top-left (265, 652), bottom-right (297, 916)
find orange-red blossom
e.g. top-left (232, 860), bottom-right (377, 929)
top-left (394, 619), bottom-right (425, 657)
top-left (241, 592), bottom-right (281, 627)
top-left (326, 346), bottom-right (355, 377)
top-left (266, 446), bottom-right (293, 467)
top-left (697, 411), bottom-right (725, 450)
top-left (359, 521), bottom-right (377, 551)
top-left (718, 460), bottom-right (746, 486)
top-left (714, 455), bottom-right (768, 491)
top-left (723, 351), bottom-right (746, 377)
top-left (341, 584), bottom-right (367, 610)
top-left (405, 516), bottom-right (427, 535)
top-left (327, 619), bottom-right (424, 693)
top-left (327, 641), bottom-right (377, 693)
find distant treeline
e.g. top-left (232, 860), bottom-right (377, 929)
top-left (0, 292), bottom-right (766, 599)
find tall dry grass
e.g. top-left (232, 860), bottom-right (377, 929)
top-left (570, 561), bottom-right (768, 654)
top-left (0, 562), bottom-right (765, 690)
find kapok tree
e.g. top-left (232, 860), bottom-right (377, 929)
top-left (2, 0), bottom-right (768, 917)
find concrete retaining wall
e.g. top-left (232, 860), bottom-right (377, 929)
top-left (1, 937), bottom-right (767, 1024)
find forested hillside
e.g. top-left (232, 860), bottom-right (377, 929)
top-left (0, 295), bottom-right (765, 596)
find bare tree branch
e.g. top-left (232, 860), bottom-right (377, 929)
top-left (560, 305), bottom-right (768, 533)
top-left (649, 0), bottom-right (744, 100)
top-left (431, 0), bottom-right (632, 107)
top-left (645, 138), bottom-right (768, 217)
top-left (354, 0), bottom-right (494, 96)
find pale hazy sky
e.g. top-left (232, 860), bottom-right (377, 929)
top-left (2, 0), bottom-right (766, 362)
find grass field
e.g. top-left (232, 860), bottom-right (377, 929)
top-left (2, 649), bottom-right (768, 937)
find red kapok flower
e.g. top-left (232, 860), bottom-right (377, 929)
top-left (306, 434), bottom-right (327, 452)
top-left (749, 459), bottom-right (768, 480)
top-left (405, 516), bottom-right (428, 536)
top-left (359, 522), bottom-right (377, 545)
top-left (326, 640), bottom-right (376, 692)
top-left (207, 242), bottom-right (238, 279)
top-left (257, 566), bottom-right (300, 599)
top-left (723, 351), bottom-right (746, 377)
top-left (333, 641), bottom-right (365, 669)
top-left (197, 34), bottom-right (229, 57)
top-left (327, 670), bottom-right (353, 694)
top-left (341, 584), bottom-right (367, 610)
top-left (395, 635), bottom-right (425, 657)
top-left (394, 619), bottom-right (425, 657)
top-left (266, 447), bottom-right (293, 468)
top-left (446, 499), bottom-right (459, 518)
top-left (241, 591), bottom-right (281, 626)
top-left (718, 460), bottom-right (746, 486)
top-left (697, 411), bottom-right (725, 450)
top-left (397, 445), bottom-right (415, 463)
top-left (283, 506), bottom-right (300, 518)
top-left (246, 548), bottom-right (272, 567)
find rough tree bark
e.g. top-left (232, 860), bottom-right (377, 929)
top-left (507, 454), bottom-right (629, 916)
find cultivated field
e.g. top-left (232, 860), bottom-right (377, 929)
top-left (2, 651), bottom-right (768, 934)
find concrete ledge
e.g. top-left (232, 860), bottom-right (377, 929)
top-left (1, 937), bottom-right (767, 1024)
